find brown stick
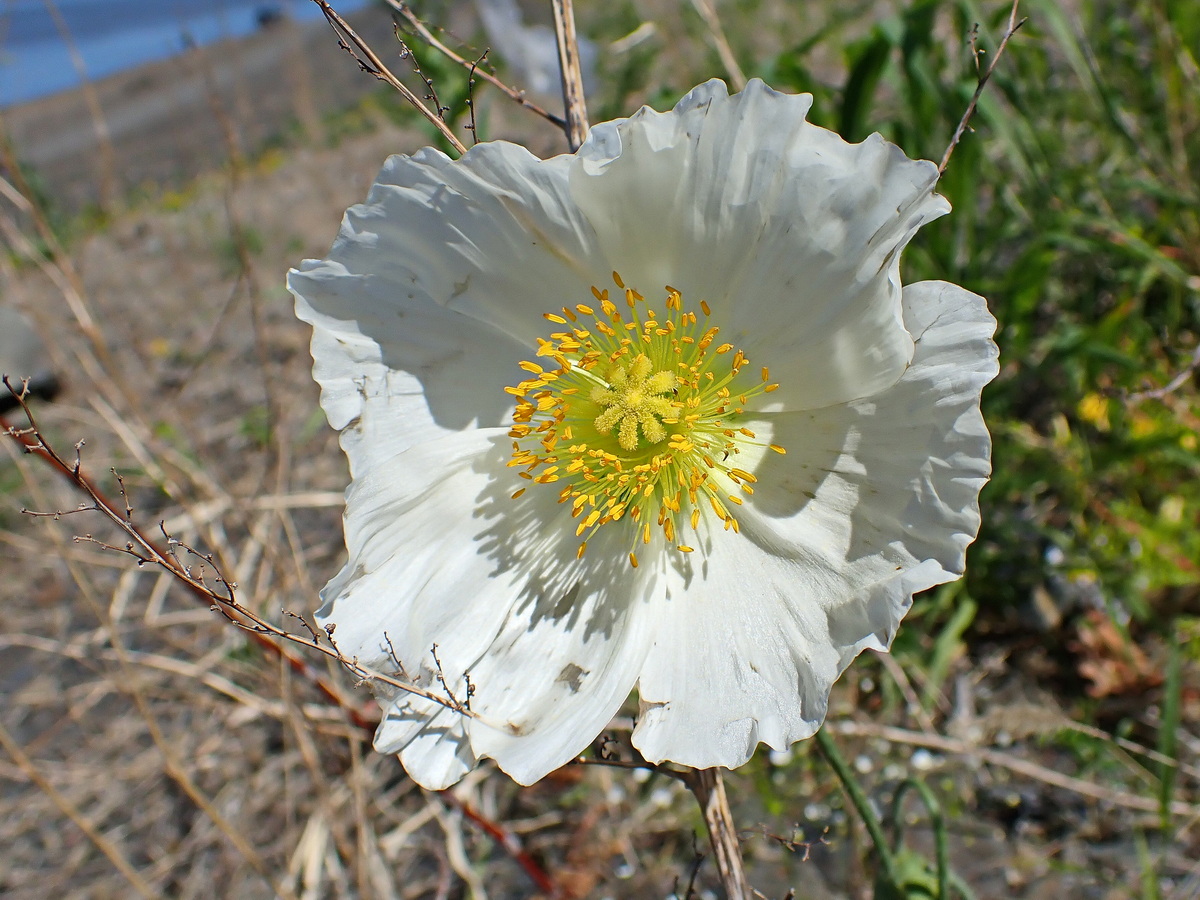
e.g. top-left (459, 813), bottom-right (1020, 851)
top-left (687, 0), bottom-right (747, 90)
top-left (0, 719), bottom-right (157, 899)
top-left (550, 0), bottom-right (590, 151)
top-left (311, 0), bottom-right (468, 155)
top-left (43, 0), bottom-right (118, 209)
top-left (830, 720), bottom-right (1200, 818)
top-left (938, 0), bottom-right (1026, 176)
top-left (0, 391), bottom-right (376, 732)
top-left (683, 767), bottom-right (750, 900)
top-left (387, 1), bottom-right (566, 129)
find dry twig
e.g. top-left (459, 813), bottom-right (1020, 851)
top-left (311, 0), bottom-right (467, 155)
top-left (2, 381), bottom-right (562, 894)
top-left (682, 768), bottom-right (750, 900)
top-left (550, 0), bottom-right (590, 150)
top-left (687, 0), bottom-right (747, 90)
top-left (831, 720), bottom-right (1200, 819)
top-left (939, 0), bottom-right (1026, 175)
top-left (386, 1), bottom-right (566, 129)
top-left (1125, 339), bottom-right (1200, 402)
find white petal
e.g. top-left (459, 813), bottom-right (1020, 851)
top-left (317, 428), bottom-right (517, 664)
top-left (569, 79), bottom-right (949, 409)
top-left (459, 534), bottom-right (661, 784)
top-left (445, 476), bottom-right (659, 785)
top-left (375, 694), bottom-right (477, 792)
top-left (291, 260), bottom-right (524, 475)
top-left (632, 538), bottom-right (841, 768)
top-left (632, 282), bottom-right (996, 768)
top-left (289, 140), bottom-right (610, 480)
top-left (316, 144), bottom-right (607, 342)
top-left (742, 280), bottom-right (997, 581)
top-left (313, 428), bottom-right (517, 790)
top-left (318, 422), bottom-right (659, 787)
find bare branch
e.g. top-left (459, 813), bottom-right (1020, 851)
top-left (465, 50), bottom-right (487, 144)
top-left (1, 379), bottom-right (484, 731)
top-left (1124, 339), bottom-right (1200, 402)
top-left (939, 0), bottom-right (1026, 176)
top-left (393, 24), bottom-right (447, 119)
top-left (681, 768), bottom-right (750, 900)
top-left (687, 0), bottom-right (747, 90)
top-left (385, 1), bottom-right (566, 129)
top-left (310, 0), bottom-right (467, 155)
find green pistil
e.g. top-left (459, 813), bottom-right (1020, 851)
top-left (592, 354), bottom-right (678, 451)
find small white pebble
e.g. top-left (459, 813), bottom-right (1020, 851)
top-left (650, 786), bottom-right (674, 808)
top-left (910, 748), bottom-right (936, 771)
top-left (854, 754), bottom-right (873, 774)
top-left (804, 802), bottom-right (831, 821)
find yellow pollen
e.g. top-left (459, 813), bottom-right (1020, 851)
top-left (505, 274), bottom-right (786, 562)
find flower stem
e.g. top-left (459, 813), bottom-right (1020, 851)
top-left (814, 728), bottom-right (900, 886)
top-left (682, 767), bottom-right (750, 900)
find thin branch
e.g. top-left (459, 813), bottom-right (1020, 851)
top-left (310, 0), bottom-right (467, 155)
top-left (938, 0), bottom-right (1026, 175)
top-left (550, 0), bottom-right (590, 150)
top-left (2, 379), bottom-right (373, 732)
top-left (1, 380), bottom-right (533, 734)
top-left (830, 720), bottom-right (1200, 819)
top-left (3, 383), bottom-right (564, 894)
top-left (687, 0), bottom-right (747, 90)
top-left (464, 50), bottom-right (487, 144)
top-left (442, 792), bottom-right (560, 896)
top-left (1124, 339), bottom-right (1200, 401)
top-left (386, 1), bottom-right (566, 129)
top-left (42, 0), bottom-right (117, 209)
top-left (393, 24), bottom-right (447, 119)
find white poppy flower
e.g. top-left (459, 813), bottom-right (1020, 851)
top-left (288, 79), bottom-right (999, 791)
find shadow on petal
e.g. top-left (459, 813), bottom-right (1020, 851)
top-left (465, 434), bottom-right (671, 641)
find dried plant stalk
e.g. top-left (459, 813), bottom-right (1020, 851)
top-left (683, 767), bottom-right (750, 900)
top-left (550, 0), bottom-right (590, 150)
top-left (387, 0), bottom-right (566, 129)
top-left (312, 0), bottom-right (468, 155)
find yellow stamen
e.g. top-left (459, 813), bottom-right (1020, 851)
top-left (506, 279), bottom-right (784, 559)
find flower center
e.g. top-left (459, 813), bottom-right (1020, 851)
top-left (505, 272), bottom-right (786, 566)
top-left (592, 354), bottom-right (677, 451)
